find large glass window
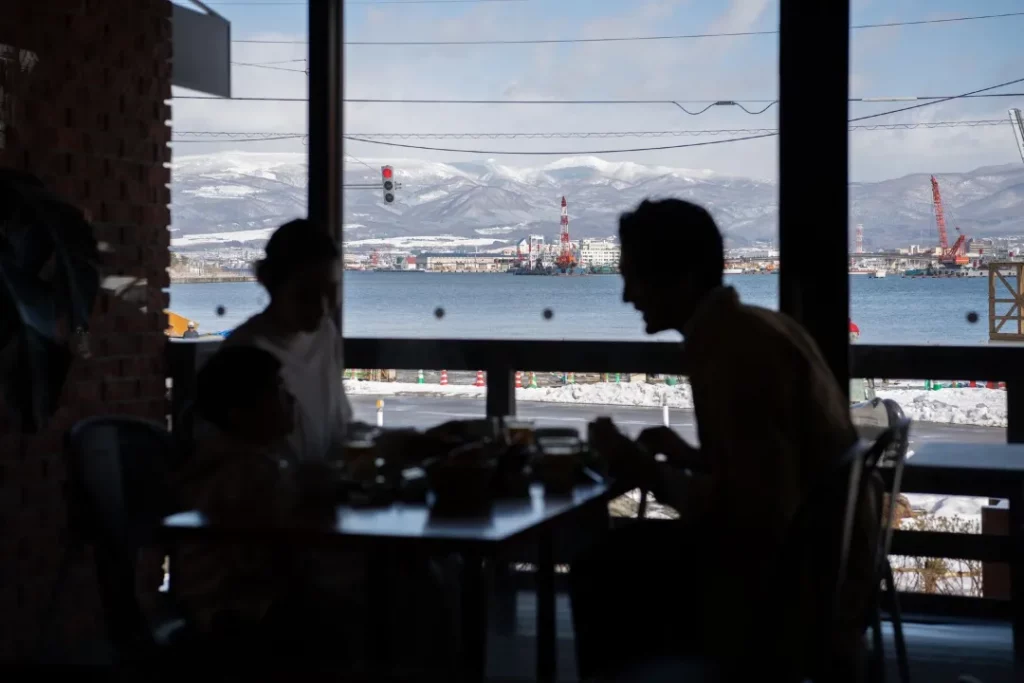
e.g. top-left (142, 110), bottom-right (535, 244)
top-left (340, 0), bottom-right (780, 427)
top-left (847, 1), bottom-right (1024, 347)
top-left (168, 0), bottom-right (310, 337)
top-left (341, 0), bottom-right (780, 344)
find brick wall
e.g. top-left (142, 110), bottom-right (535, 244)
top-left (0, 0), bottom-right (171, 660)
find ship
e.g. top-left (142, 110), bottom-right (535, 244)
top-left (868, 269), bottom-right (887, 279)
top-left (723, 267), bottom-right (744, 275)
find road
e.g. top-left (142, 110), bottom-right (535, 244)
top-left (351, 394), bottom-right (1003, 446)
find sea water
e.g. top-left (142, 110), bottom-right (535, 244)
top-left (169, 272), bottom-right (993, 346)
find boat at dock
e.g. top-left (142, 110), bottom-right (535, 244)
top-left (869, 269), bottom-right (887, 279)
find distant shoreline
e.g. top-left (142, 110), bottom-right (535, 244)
top-left (170, 275), bottom-right (256, 284)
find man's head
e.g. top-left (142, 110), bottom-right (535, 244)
top-left (187, 321), bottom-right (196, 329)
top-left (618, 199), bottom-right (724, 335)
top-left (255, 219), bottom-right (341, 334)
top-left (197, 346), bottom-right (295, 442)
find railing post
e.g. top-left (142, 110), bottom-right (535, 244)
top-left (486, 368), bottom-right (515, 418)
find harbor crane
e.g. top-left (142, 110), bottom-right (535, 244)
top-left (930, 175), bottom-right (969, 267)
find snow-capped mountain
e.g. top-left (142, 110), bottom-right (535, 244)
top-left (170, 151), bottom-right (1024, 249)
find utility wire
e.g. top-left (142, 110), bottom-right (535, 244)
top-left (171, 119), bottom-right (1012, 143)
top-left (341, 132), bottom-right (777, 154)
top-left (229, 11), bottom-right (1024, 45)
top-left (213, 0), bottom-right (525, 4)
top-left (231, 61), bottom-right (307, 73)
top-left (338, 76), bottom-right (1024, 154)
top-left (674, 101), bottom-right (776, 115)
top-left (849, 76), bottom-right (1024, 122)
top-left (173, 92), bottom-right (1024, 104)
top-left (345, 153), bottom-right (380, 172)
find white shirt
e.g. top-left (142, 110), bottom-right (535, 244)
top-left (224, 313), bottom-right (353, 461)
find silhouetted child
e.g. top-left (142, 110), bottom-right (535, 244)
top-left (173, 345), bottom-right (343, 655)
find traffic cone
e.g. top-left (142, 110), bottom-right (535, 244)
top-left (986, 381), bottom-right (996, 389)
top-left (1000, 382), bottom-right (1007, 391)
top-left (515, 371), bottom-right (523, 389)
top-left (474, 370), bottom-right (486, 387)
top-left (969, 380), bottom-right (977, 388)
top-left (528, 372), bottom-right (538, 389)
top-left (440, 370), bottom-right (449, 386)
top-left (417, 369), bottom-right (425, 384)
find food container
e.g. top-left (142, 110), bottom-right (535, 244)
top-left (342, 439), bottom-right (378, 482)
top-left (426, 443), bottom-right (498, 513)
top-left (532, 450), bottom-right (580, 494)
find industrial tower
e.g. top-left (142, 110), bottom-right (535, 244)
top-left (1011, 108), bottom-right (1024, 165)
top-left (555, 196), bottom-right (576, 271)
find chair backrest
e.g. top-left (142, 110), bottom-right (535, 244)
top-left (769, 424), bottom-right (900, 679)
top-left (65, 416), bottom-right (179, 651)
top-left (875, 415), bottom-right (912, 567)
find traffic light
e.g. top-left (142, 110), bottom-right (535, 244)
top-left (381, 165), bottom-right (395, 203)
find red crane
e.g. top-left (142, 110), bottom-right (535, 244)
top-left (930, 175), bottom-right (969, 267)
top-left (554, 196), bottom-right (576, 271)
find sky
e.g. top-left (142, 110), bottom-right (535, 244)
top-left (171, 0), bottom-right (1024, 183)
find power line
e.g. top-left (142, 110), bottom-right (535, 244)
top-left (849, 76), bottom-right (1024, 122)
top-left (233, 61), bottom-right (307, 73)
top-left (172, 92), bottom-right (1024, 104)
top-left (339, 76), bottom-right (1024, 154)
top-left (345, 153), bottom-right (380, 172)
top-left (342, 132), bottom-right (777, 154)
top-left (230, 11), bottom-right (1024, 45)
top-left (212, 0), bottom-right (525, 4)
top-left (171, 119), bottom-right (1011, 143)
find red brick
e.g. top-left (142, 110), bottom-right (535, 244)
top-left (1, 0), bottom-right (172, 660)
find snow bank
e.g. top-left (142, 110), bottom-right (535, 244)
top-left (517, 382), bottom-right (694, 409)
top-left (345, 379), bottom-right (1007, 428)
top-left (903, 493), bottom-right (988, 521)
top-left (344, 380), bottom-right (485, 399)
top-left (876, 387), bottom-right (1007, 428)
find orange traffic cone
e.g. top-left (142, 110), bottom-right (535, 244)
top-left (474, 370), bottom-right (486, 387)
top-left (515, 371), bottom-right (523, 389)
top-left (440, 370), bottom-right (449, 386)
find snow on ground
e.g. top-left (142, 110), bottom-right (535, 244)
top-left (344, 235), bottom-right (510, 249)
top-left (876, 387), bottom-right (1007, 428)
top-left (345, 379), bottom-right (1006, 428)
top-left (902, 493), bottom-right (989, 521)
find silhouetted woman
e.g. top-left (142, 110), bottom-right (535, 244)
top-left (224, 219), bottom-right (353, 461)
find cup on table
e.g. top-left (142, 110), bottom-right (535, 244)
top-left (505, 419), bottom-right (536, 448)
top-left (341, 439), bottom-right (378, 481)
top-left (533, 448), bottom-right (580, 494)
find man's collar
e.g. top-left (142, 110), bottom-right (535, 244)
top-left (682, 286), bottom-right (740, 340)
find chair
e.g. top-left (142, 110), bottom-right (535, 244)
top-left (39, 416), bottom-right (192, 666)
top-left (866, 416), bottom-right (912, 683)
top-left (591, 425), bottom-right (903, 682)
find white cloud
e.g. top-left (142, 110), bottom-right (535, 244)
top-left (170, 1), bottom-right (1023, 184)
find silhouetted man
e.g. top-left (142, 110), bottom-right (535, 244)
top-left (183, 321), bottom-right (199, 338)
top-left (572, 199), bottom-right (878, 681)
